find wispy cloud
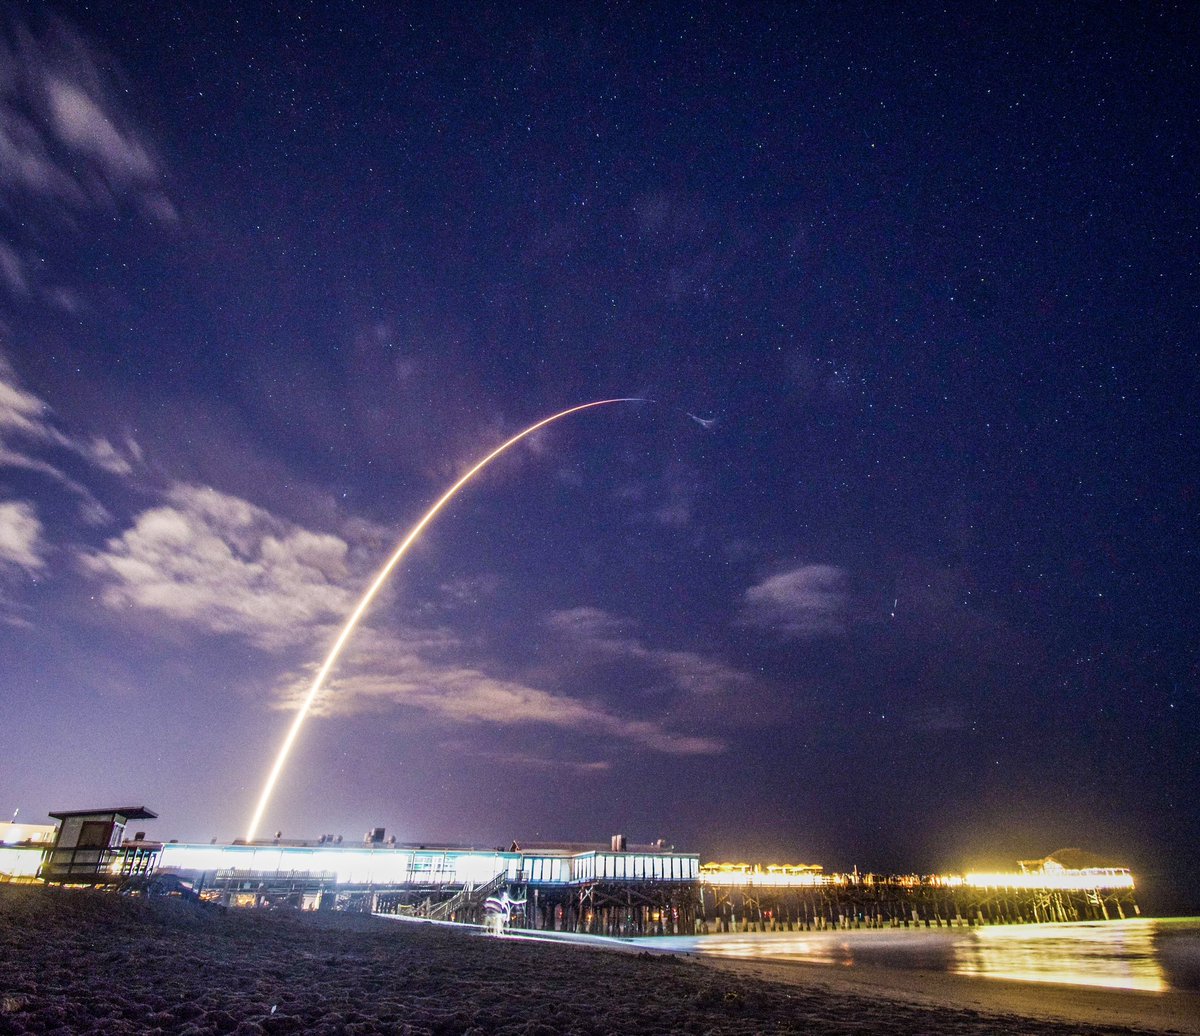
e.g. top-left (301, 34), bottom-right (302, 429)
top-left (275, 623), bottom-right (724, 756)
top-left (0, 499), bottom-right (45, 571)
top-left (81, 483), bottom-right (357, 651)
top-left (742, 563), bottom-right (848, 637)
top-left (546, 605), bottom-right (754, 699)
top-left (908, 703), bottom-right (972, 733)
top-left (545, 605), bottom-right (626, 641)
top-left (651, 465), bottom-right (698, 527)
top-left (0, 242), bottom-right (28, 294)
top-left (0, 361), bottom-right (59, 440)
top-left (435, 573), bottom-right (502, 610)
top-left (0, 12), bottom-right (175, 304)
top-left (44, 77), bottom-right (156, 186)
top-left (615, 462), bottom-right (704, 528)
top-left (0, 352), bottom-right (137, 518)
top-left (0, 12), bottom-right (174, 222)
top-left (0, 355), bottom-right (122, 465)
top-left (440, 741), bottom-right (612, 774)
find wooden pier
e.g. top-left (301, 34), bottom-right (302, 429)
top-left (695, 872), bottom-right (1140, 933)
top-left (378, 873), bottom-right (1137, 935)
top-left (375, 858), bottom-right (1139, 935)
top-left (62, 833), bottom-right (1140, 936)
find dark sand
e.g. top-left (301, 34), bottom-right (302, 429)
top-left (1, 885), bottom-right (1195, 1034)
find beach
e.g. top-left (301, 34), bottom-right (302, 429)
top-left (1, 885), bottom-right (1195, 1034)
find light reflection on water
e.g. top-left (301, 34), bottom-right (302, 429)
top-left (956, 919), bottom-right (1164, 990)
top-left (647, 918), bottom-right (1200, 993)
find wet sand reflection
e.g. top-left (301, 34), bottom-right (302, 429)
top-left (652, 918), bottom-right (1200, 993)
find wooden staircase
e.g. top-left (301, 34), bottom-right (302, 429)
top-left (424, 869), bottom-right (509, 922)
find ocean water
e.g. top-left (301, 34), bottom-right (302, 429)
top-left (645, 918), bottom-right (1200, 993)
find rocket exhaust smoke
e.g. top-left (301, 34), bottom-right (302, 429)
top-left (245, 398), bottom-right (644, 842)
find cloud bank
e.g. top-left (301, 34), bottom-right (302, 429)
top-left (82, 484), bottom-right (355, 651)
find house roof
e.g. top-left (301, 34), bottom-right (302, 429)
top-left (47, 806), bottom-right (158, 821)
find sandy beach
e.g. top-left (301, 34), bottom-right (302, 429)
top-left (1, 885), bottom-right (1195, 1034)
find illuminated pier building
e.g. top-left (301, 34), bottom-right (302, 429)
top-left (0, 808), bottom-right (1140, 935)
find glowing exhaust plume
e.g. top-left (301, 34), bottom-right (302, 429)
top-left (246, 398), bottom-right (644, 842)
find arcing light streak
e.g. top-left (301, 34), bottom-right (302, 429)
top-left (245, 398), bottom-right (644, 842)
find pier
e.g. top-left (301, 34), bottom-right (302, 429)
top-left (4, 811), bottom-right (1140, 935)
top-left (374, 859), bottom-right (1138, 935)
top-left (144, 841), bottom-right (1139, 933)
top-left (695, 862), bottom-right (1139, 932)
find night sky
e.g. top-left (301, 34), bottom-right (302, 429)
top-left (0, 4), bottom-right (1195, 909)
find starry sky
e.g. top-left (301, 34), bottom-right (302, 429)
top-left (0, 4), bottom-right (1195, 910)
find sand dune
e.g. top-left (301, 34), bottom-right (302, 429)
top-left (0, 886), bottom-right (1189, 1034)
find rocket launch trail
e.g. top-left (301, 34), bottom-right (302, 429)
top-left (245, 398), bottom-right (644, 842)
